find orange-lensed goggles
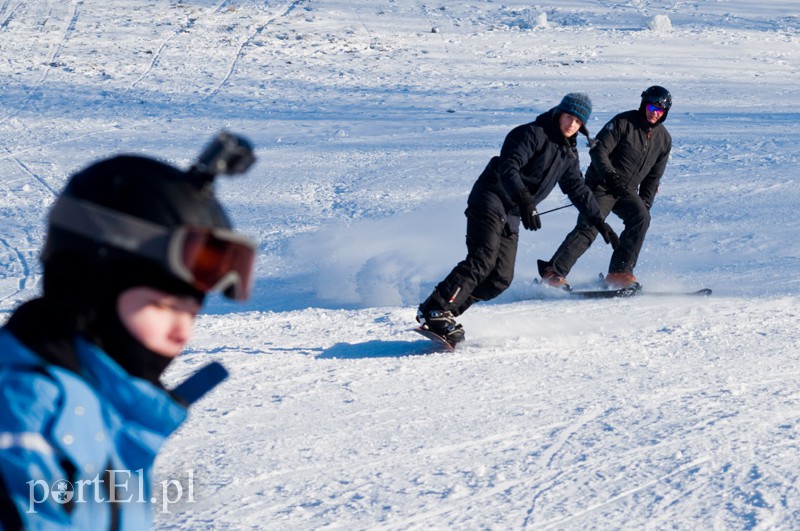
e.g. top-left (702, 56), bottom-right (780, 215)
top-left (48, 196), bottom-right (256, 300)
top-left (170, 226), bottom-right (256, 300)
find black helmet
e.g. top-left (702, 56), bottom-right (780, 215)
top-left (640, 86), bottom-right (672, 123)
top-left (641, 85), bottom-right (672, 110)
top-left (42, 132), bottom-right (257, 302)
top-left (38, 132), bottom-right (257, 384)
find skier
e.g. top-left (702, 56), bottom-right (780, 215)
top-left (416, 93), bottom-right (620, 345)
top-left (0, 133), bottom-right (257, 528)
top-left (539, 86), bottom-right (673, 290)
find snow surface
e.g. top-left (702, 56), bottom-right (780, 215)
top-left (1, 0), bottom-right (800, 528)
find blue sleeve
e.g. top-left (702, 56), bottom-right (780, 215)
top-left (0, 368), bottom-right (76, 528)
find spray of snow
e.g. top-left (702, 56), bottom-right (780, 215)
top-left (649, 14), bottom-right (673, 33)
top-left (287, 201), bottom-right (465, 307)
top-left (1, 1), bottom-right (799, 529)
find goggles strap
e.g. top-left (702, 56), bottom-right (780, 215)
top-left (47, 196), bottom-right (255, 299)
top-left (48, 196), bottom-right (172, 263)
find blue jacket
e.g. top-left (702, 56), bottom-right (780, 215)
top-left (0, 327), bottom-right (187, 530)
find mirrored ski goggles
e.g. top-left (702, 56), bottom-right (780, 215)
top-left (646, 103), bottom-right (666, 114)
top-left (48, 196), bottom-right (256, 300)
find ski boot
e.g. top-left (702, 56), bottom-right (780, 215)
top-left (604, 271), bottom-right (640, 290)
top-left (541, 267), bottom-right (572, 291)
top-left (537, 259), bottom-right (572, 291)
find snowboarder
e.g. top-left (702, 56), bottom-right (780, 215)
top-left (416, 93), bottom-right (620, 345)
top-left (0, 133), bottom-right (257, 528)
top-left (539, 86), bottom-right (673, 290)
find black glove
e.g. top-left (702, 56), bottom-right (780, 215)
top-left (642, 197), bottom-right (653, 210)
top-left (604, 172), bottom-right (628, 199)
top-left (515, 189), bottom-right (541, 231)
top-left (595, 221), bottom-right (620, 249)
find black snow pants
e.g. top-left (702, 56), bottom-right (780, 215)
top-left (430, 205), bottom-right (518, 317)
top-left (549, 188), bottom-right (650, 276)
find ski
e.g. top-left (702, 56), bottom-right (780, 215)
top-left (412, 327), bottom-right (457, 351)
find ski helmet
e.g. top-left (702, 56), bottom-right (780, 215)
top-left (38, 132), bottom-right (257, 384)
top-left (640, 85), bottom-right (672, 123)
top-left (41, 132), bottom-right (257, 303)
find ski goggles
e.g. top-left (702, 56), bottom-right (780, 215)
top-left (47, 196), bottom-right (256, 300)
top-left (646, 103), bottom-right (666, 114)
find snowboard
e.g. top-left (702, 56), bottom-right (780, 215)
top-left (534, 268), bottom-right (713, 298)
top-left (570, 285), bottom-right (640, 298)
top-left (570, 286), bottom-right (712, 298)
top-left (412, 326), bottom-right (456, 351)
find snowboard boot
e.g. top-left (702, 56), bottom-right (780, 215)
top-left (605, 271), bottom-right (640, 290)
top-left (416, 299), bottom-right (465, 345)
top-left (541, 266), bottom-right (572, 291)
top-left (537, 259), bottom-right (572, 291)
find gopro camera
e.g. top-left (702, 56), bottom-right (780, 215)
top-left (192, 131), bottom-right (256, 181)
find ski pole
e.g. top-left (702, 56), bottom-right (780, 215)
top-left (537, 203), bottom-right (574, 216)
top-left (537, 190), bottom-right (618, 216)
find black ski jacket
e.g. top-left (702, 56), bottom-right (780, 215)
top-left (468, 108), bottom-right (602, 231)
top-left (585, 109), bottom-right (672, 207)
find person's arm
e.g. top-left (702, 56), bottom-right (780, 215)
top-left (560, 160), bottom-right (619, 248)
top-left (560, 156), bottom-right (601, 224)
top-left (497, 125), bottom-right (545, 230)
top-left (0, 370), bottom-right (76, 528)
top-left (638, 136), bottom-right (671, 209)
top-left (590, 117), bottom-right (624, 178)
top-left (497, 125), bottom-right (541, 201)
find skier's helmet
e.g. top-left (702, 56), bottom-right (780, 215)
top-left (41, 132), bottom-right (257, 304)
top-left (640, 86), bottom-right (672, 123)
top-left (38, 132), bottom-right (256, 384)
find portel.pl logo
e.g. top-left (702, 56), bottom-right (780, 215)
top-left (27, 469), bottom-right (195, 514)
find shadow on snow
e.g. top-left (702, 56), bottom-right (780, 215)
top-left (317, 339), bottom-right (446, 359)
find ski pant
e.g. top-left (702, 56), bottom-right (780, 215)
top-left (428, 206), bottom-right (518, 317)
top-left (549, 189), bottom-right (650, 276)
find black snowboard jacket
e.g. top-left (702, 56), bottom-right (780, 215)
top-left (468, 108), bottom-right (602, 232)
top-left (585, 109), bottom-right (672, 207)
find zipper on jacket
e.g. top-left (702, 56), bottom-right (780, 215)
top-left (636, 128), bottom-right (653, 176)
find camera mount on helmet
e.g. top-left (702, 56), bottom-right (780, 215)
top-left (189, 131), bottom-right (256, 185)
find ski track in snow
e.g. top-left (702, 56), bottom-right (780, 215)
top-left (1, 0), bottom-right (800, 528)
top-left (204, 0), bottom-right (309, 103)
top-left (0, 0), bottom-right (23, 29)
top-left (0, 0), bottom-right (83, 128)
top-left (157, 296), bottom-right (800, 529)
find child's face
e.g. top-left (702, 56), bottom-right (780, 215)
top-left (117, 287), bottom-right (202, 358)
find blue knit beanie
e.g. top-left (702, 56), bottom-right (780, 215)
top-left (556, 92), bottom-right (592, 124)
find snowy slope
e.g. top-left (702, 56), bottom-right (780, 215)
top-left (1, 1), bottom-right (800, 529)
